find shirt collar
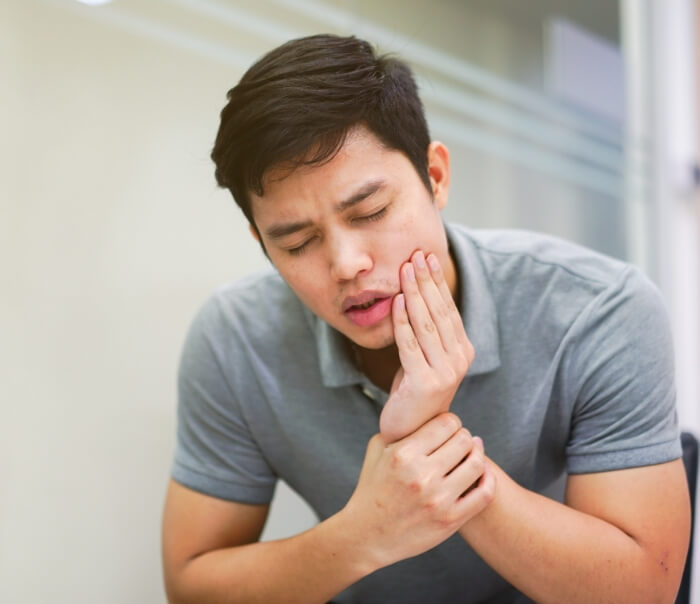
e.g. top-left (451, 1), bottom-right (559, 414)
top-left (304, 222), bottom-right (501, 388)
top-left (445, 223), bottom-right (501, 375)
top-left (303, 306), bottom-right (365, 388)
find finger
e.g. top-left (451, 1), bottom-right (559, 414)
top-left (426, 253), bottom-right (474, 364)
top-left (429, 426), bottom-right (474, 475)
top-left (443, 435), bottom-right (486, 497)
top-left (401, 412), bottom-right (462, 456)
top-left (401, 259), bottom-right (445, 368)
top-left (411, 251), bottom-right (460, 358)
top-left (392, 292), bottom-right (428, 374)
top-left (452, 458), bottom-right (496, 514)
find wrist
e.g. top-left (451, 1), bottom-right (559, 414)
top-left (327, 506), bottom-right (384, 579)
top-left (459, 458), bottom-right (505, 542)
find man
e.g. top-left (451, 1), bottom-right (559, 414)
top-left (161, 34), bottom-right (690, 603)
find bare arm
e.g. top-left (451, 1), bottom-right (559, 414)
top-left (162, 479), bottom-right (372, 603)
top-left (162, 412), bottom-right (493, 603)
top-left (460, 458), bottom-right (690, 603)
top-left (380, 250), bottom-right (691, 601)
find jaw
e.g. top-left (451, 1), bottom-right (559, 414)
top-left (349, 337), bottom-right (401, 392)
top-left (344, 318), bottom-right (396, 351)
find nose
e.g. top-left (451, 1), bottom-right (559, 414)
top-left (328, 231), bottom-right (373, 282)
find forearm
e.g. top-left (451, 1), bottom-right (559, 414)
top-left (460, 462), bottom-right (680, 604)
top-left (168, 511), bottom-right (375, 604)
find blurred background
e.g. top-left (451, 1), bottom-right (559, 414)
top-left (2, 0), bottom-right (698, 602)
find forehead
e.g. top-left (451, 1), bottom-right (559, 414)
top-left (251, 128), bottom-right (405, 216)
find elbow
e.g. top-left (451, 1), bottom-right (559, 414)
top-left (163, 568), bottom-right (186, 604)
top-left (637, 540), bottom-right (691, 604)
top-left (162, 557), bottom-right (199, 604)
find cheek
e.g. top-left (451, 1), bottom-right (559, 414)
top-left (282, 264), bottom-right (329, 306)
top-left (385, 214), bottom-right (442, 260)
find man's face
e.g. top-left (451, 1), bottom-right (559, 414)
top-left (250, 126), bottom-right (456, 350)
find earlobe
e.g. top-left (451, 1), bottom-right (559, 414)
top-left (249, 223), bottom-right (261, 242)
top-left (427, 141), bottom-right (450, 210)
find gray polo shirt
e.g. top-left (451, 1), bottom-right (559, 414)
top-left (172, 223), bottom-right (681, 603)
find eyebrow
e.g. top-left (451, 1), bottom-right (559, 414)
top-left (264, 178), bottom-right (386, 240)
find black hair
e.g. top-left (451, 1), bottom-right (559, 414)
top-left (211, 34), bottom-right (432, 230)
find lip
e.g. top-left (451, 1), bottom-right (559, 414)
top-left (341, 290), bottom-right (394, 313)
top-left (345, 297), bottom-right (394, 327)
top-left (342, 290), bottom-right (396, 328)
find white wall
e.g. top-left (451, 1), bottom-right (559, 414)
top-left (1, 3), bottom-right (267, 602)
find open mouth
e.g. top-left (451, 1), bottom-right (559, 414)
top-left (344, 296), bottom-right (393, 327)
top-left (351, 299), bottom-right (379, 310)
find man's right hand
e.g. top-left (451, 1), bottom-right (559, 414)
top-left (340, 412), bottom-right (495, 571)
top-left (163, 414), bottom-right (494, 604)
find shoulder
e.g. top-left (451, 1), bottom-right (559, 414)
top-left (450, 224), bottom-right (648, 312)
top-left (183, 267), bottom-right (309, 362)
top-left (455, 225), bottom-right (628, 286)
top-left (199, 268), bottom-right (300, 324)
top-left (448, 224), bottom-right (669, 359)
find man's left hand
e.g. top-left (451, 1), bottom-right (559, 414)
top-left (379, 250), bottom-right (474, 443)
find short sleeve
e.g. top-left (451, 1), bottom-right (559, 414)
top-left (564, 266), bottom-right (682, 474)
top-left (171, 297), bottom-right (277, 504)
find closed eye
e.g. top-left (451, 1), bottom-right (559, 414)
top-left (353, 206), bottom-right (388, 224)
top-left (287, 238), bottom-right (314, 256)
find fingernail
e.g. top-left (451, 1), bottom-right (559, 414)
top-left (427, 254), bottom-right (440, 272)
top-left (405, 264), bottom-right (416, 282)
top-left (395, 293), bottom-right (406, 310)
top-left (413, 251), bottom-right (426, 269)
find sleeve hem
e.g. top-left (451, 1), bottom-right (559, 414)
top-left (171, 464), bottom-right (275, 505)
top-left (566, 439), bottom-right (682, 475)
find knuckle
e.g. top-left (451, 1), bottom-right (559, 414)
top-left (390, 445), bottom-right (411, 469)
top-left (470, 476), bottom-right (495, 511)
top-left (396, 310), bottom-right (410, 325)
top-left (423, 495), bottom-right (438, 511)
top-left (465, 341), bottom-right (476, 364)
top-left (422, 320), bottom-right (436, 333)
top-left (454, 352), bottom-right (469, 376)
top-left (408, 472), bottom-right (431, 494)
top-left (457, 427), bottom-right (472, 445)
top-left (424, 490), bottom-right (449, 515)
top-left (435, 301), bottom-right (450, 320)
top-left (443, 505), bottom-right (463, 527)
top-left (405, 335), bottom-right (420, 351)
top-left (470, 451), bottom-right (486, 475)
top-left (368, 433), bottom-right (384, 451)
top-left (408, 478), bottom-right (423, 493)
top-left (440, 413), bottom-right (461, 432)
top-left (436, 512), bottom-right (455, 530)
top-left (483, 476), bottom-right (496, 504)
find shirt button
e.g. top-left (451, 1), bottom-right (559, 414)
top-left (361, 387), bottom-right (376, 401)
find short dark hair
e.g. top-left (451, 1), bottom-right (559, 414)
top-left (211, 34), bottom-right (432, 227)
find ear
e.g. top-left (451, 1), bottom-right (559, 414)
top-left (426, 141), bottom-right (450, 210)
top-left (249, 223), bottom-right (261, 242)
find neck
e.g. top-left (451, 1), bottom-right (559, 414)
top-left (349, 342), bottom-right (401, 393)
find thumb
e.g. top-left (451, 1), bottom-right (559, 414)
top-left (389, 367), bottom-right (404, 395)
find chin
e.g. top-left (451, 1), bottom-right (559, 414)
top-left (351, 329), bottom-right (396, 351)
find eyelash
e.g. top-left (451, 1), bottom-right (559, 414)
top-left (288, 241), bottom-right (312, 256)
top-left (286, 207), bottom-right (389, 256)
top-left (355, 206), bottom-right (388, 224)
